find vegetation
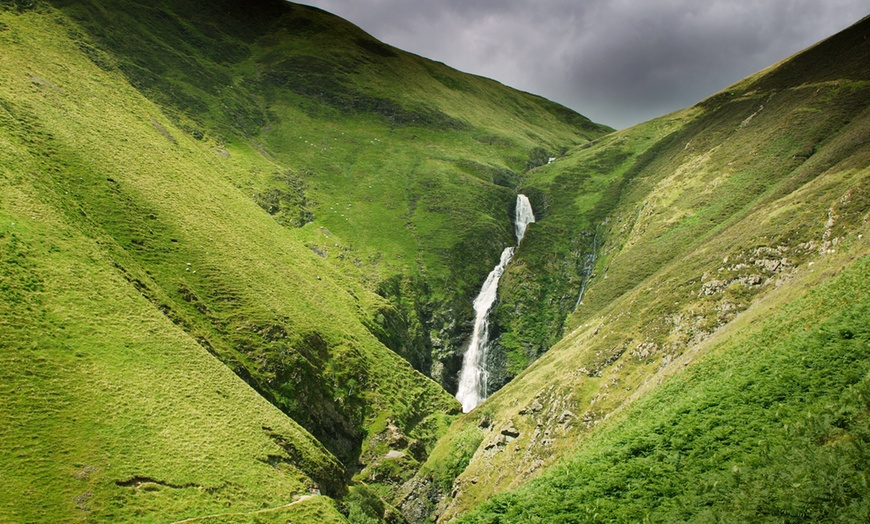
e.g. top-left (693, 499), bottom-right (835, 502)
top-left (42, 0), bottom-right (609, 392)
top-left (412, 15), bottom-right (870, 521)
top-left (0, 0), bottom-right (605, 521)
top-left (459, 255), bottom-right (870, 523)
top-left (1, 1), bottom-right (868, 523)
top-left (488, 114), bottom-right (691, 389)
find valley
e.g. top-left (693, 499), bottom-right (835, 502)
top-left (1, 1), bottom-right (868, 522)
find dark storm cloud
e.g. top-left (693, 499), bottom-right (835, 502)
top-left (301, 1), bottom-right (868, 129)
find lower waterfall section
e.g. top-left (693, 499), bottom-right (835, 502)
top-left (455, 247), bottom-right (515, 412)
top-left (455, 195), bottom-right (535, 412)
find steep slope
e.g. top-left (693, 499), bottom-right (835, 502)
top-left (0, 0), bottom-right (609, 521)
top-left (0, 6), bottom-right (418, 522)
top-left (487, 14), bottom-right (870, 390)
top-left (0, 62), bottom-right (346, 524)
top-left (48, 0), bottom-right (610, 392)
top-left (461, 251), bottom-right (870, 522)
top-left (405, 15), bottom-right (870, 521)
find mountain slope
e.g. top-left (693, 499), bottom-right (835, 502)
top-left (487, 14), bottom-right (870, 391)
top-left (48, 0), bottom-right (611, 391)
top-left (461, 251), bottom-right (870, 522)
top-left (0, 70), bottom-right (345, 524)
top-left (406, 15), bottom-right (870, 521)
top-left (0, 1), bottom-right (609, 521)
top-left (5, 1), bottom-right (867, 522)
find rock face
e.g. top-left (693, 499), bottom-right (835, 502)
top-left (500, 421), bottom-right (520, 439)
top-left (519, 399), bottom-right (543, 415)
top-left (483, 421), bottom-right (521, 451)
top-left (356, 419), bottom-right (432, 491)
top-left (397, 476), bottom-right (449, 524)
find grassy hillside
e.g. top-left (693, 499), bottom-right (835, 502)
top-left (0, 74), bottom-right (346, 523)
top-left (47, 0), bottom-right (610, 392)
top-left (5, 0), bottom-right (867, 522)
top-left (0, 0), bottom-right (609, 521)
top-left (488, 14), bottom-right (870, 389)
top-left (461, 249), bottom-right (870, 522)
top-left (406, 15), bottom-right (870, 521)
top-left (487, 113), bottom-right (694, 390)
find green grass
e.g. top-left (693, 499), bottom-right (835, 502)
top-left (4, 2), bottom-right (867, 523)
top-left (409, 15), bottom-right (870, 520)
top-left (0, 163), bottom-right (341, 521)
top-left (458, 254), bottom-right (870, 523)
top-left (167, 496), bottom-right (349, 523)
top-left (41, 0), bottom-right (610, 395)
top-left (0, 1), bottom-right (610, 520)
top-left (489, 113), bottom-right (694, 390)
top-left (488, 23), bottom-right (870, 388)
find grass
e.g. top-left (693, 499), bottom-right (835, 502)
top-left (488, 111), bottom-right (698, 390)
top-left (0, 1), bottom-right (610, 520)
top-left (410, 14), bottom-right (870, 520)
top-left (4, 2), bottom-right (866, 522)
top-left (458, 254), bottom-right (870, 523)
top-left (0, 166), bottom-right (341, 521)
top-left (42, 0), bottom-right (610, 395)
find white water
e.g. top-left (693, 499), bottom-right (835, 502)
top-left (514, 194), bottom-right (535, 243)
top-left (456, 195), bottom-right (536, 412)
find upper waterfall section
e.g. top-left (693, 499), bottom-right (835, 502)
top-left (515, 194), bottom-right (536, 243)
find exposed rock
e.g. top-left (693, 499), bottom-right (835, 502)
top-left (484, 433), bottom-right (508, 450)
top-left (524, 459), bottom-right (545, 474)
top-left (519, 399), bottom-right (543, 415)
top-left (558, 410), bottom-right (576, 425)
top-left (700, 279), bottom-right (727, 296)
top-left (739, 273), bottom-right (764, 286)
top-left (755, 258), bottom-right (783, 272)
top-left (581, 410), bottom-right (597, 428)
top-left (500, 421), bottom-right (520, 438)
top-left (385, 421), bottom-right (408, 449)
top-left (632, 341), bottom-right (659, 360)
top-left (397, 476), bottom-right (446, 524)
top-left (72, 465), bottom-right (97, 480)
top-left (588, 343), bottom-right (628, 374)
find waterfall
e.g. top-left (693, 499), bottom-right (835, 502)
top-left (515, 194), bottom-right (535, 243)
top-left (456, 195), bottom-right (536, 412)
top-left (455, 247), bottom-right (514, 412)
top-left (574, 226), bottom-right (599, 309)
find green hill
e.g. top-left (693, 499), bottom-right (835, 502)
top-left (0, 0), bottom-right (607, 521)
top-left (46, 0), bottom-right (609, 390)
top-left (406, 15), bottom-right (870, 522)
top-left (3, 1), bottom-right (869, 523)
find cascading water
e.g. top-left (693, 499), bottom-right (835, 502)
top-left (454, 247), bottom-right (514, 413)
top-left (456, 195), bottom-right (535, 412)
top-left (574, 226), bottom-right (599, 309)
top-left (514, 194), bottom-right (535, 243)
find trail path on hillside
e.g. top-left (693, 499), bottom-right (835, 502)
top-left (169, 495), bottom-right (313, 523)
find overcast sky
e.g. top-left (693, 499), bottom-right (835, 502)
top-left (299, 1), bottom-right (868, 129)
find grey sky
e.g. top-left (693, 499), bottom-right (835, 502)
top-left (299, 1), bottom-right (868, 129)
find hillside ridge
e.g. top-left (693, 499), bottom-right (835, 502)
top-left (2, 2), bottom-right (868, 523)
top-left (0, 0), bottom-right (608, 521)
top-left (406, 14), bottom-right (870, 522)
